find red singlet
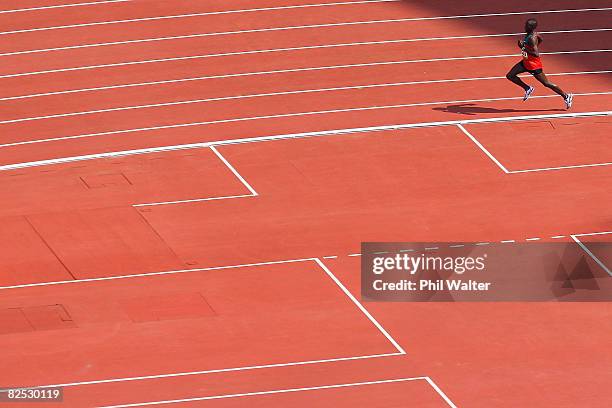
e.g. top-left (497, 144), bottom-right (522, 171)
top-left (521, 33), bottom-right (543, 71)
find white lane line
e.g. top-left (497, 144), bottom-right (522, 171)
top-left (0, 23), bottom-right (609, 57)
top-left (551, 235), bottom-right (567, 239)
top-left (96, 377), bottom-right (427, 408)
top-left (348, 253), bottom-right (362, 257)
top-left (0, 91), bottom-right (609, 149)
top-left (1, 5), bottom-right (609, 35)
top-left (1, 32), bottom-right (607, 80)
top-left (571, 235), bottom-right (612, 276)
top-left (0, 1), bottom-right (401, 35)
top-left (457, 124), bottom-right (510, 173)
top-left (0, 0), bottom-right (128, 14)
top-left (424, 377), bottom-right (458, 408)
top-left (1, 109), bottom-right (610, 171)
top-left (508, 161), bottom-right (612, 173)
top-left (3, 70), bottom-right (608, 125)
top-left (1, 50), bottom-right (610, 102)
top-left (525, 237), bottom-right (541, 241)
top-left (314, 258), bottom-right (405, 354)
top-left (501, 240), bottom-right (516, 243)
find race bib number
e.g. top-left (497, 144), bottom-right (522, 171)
top-left (521, 49), bottom-right (528, 58)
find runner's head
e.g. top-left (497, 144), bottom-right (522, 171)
top-left (525, 18), bottom-right (538, 33)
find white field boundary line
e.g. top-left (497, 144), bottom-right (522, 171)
top-left (571, 234), bottom-right (612, 277)
top-left (1, 24), bottom-right (610, 58)
top-left (95, 377), bottom-right (448, 408)
top-left (573, 231), bottom-right (612, 237)
top-left (132, 146), bottom-right (258, 207)
top-left (314, 258), bottom-right (405, 353)
top-left (1, 110), bottom-right (610, 172)
top-left (2, 50), bottom-right (610, 102)
top-left (0, 91), bottom-right (610, 150)
top-left (1, 31), bottom-right (608, 80)
top-left (0, 0), bottom-right (128, 14)
top-left (457, 124), bottom-right (510, 173)
top-left (1, 1), bottom-right (401, 35)
top-left (0, 5), bottom-right (608, 36)
top-left (459, 121), bottom-right (612, 174)
top-left (3, 70), bottom-right (610, 124)
top-left (0, 258), bottom-right (404, 390)
top-left (425, 377), bottom-right (459, 408)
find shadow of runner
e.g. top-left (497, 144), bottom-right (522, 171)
top-left (433, 103), bottom-right (564, 115)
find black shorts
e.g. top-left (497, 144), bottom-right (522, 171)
top-left (519, 60), bottom-right (543, 75)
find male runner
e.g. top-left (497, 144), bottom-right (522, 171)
top-left (506, 18), bottom-right (573, 109)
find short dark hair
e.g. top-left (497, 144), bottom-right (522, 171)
top-left (526, 18), bottom-right (538, 30)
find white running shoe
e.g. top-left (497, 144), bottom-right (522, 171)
top-left (564, 93), bottom-right (573, 109)
top-left (523, 86), bottom-right (535, 101)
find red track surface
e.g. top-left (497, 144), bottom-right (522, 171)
top-left (0, 0), bottom-right (611, 407)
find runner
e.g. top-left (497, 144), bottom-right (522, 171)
top-left (506, 18), bottom-right (573, 109)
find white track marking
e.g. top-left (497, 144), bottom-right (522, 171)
top-left (133, 194), bottom-right (255, 207)
top-left (526, 237), bottom-right (541, 241)
top-left (3, 70), bottom-right (608, 125)
top-left (571, 235), bottom-right (612, 276)
top-left (0, 91), bottom-right (609, 149)
top-left (0, 0), bottom-right (128, 14)
top-left (573, 231), bottom-right (612, 237)
top-left (0, 258), bottom-right (314, 290)
top-left (425, 377), bottom-right (459, 408)
top-left (508, 162), bottom-right (612, 173)
top-left (1, 109), bottom-right (610, 171)
top-left (133, 146), bottom-right (259, 207)
top-left (460, 120), bottom-right (612, 175)
top-left (314, 258), bottom-right (405, 354)
top-left (501, 240), bottom-right (516, 243)
top-left (96, 377), bottom-right (429, 408)
top-left (2, 258), bottom-right (404, 389)
top-left (551, 235), bottom-right (567, 239)
top-left (1, 34), bottom-right (607, 80)
top-left (0, 25), bottom-right (609, 57)
top-left (457, 124), bottom-right (510, 173)
top-left (33, 352), bottom-right (403, 389)
top-left (210, 146), bottom-right (258, 196)
top-left (1, 50), bottom-right (610, 102)
top-left (0, 1), bottom-right (401, 35)
top-left (0, 5), bottom-right (608, 35)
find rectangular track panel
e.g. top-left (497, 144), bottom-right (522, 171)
top-left (0, 261), bottom-right (397, 386)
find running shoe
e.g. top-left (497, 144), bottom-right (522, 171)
top-left (564, 93), bottom-right (573, 109)
top-left (523, 86), bottom-right (535, 101)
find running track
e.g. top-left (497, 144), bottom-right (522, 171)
top-left (0, 1), bottom-right (610, 407)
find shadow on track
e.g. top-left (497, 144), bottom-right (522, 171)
top-left (433, 103), bottom-right (564, 116)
